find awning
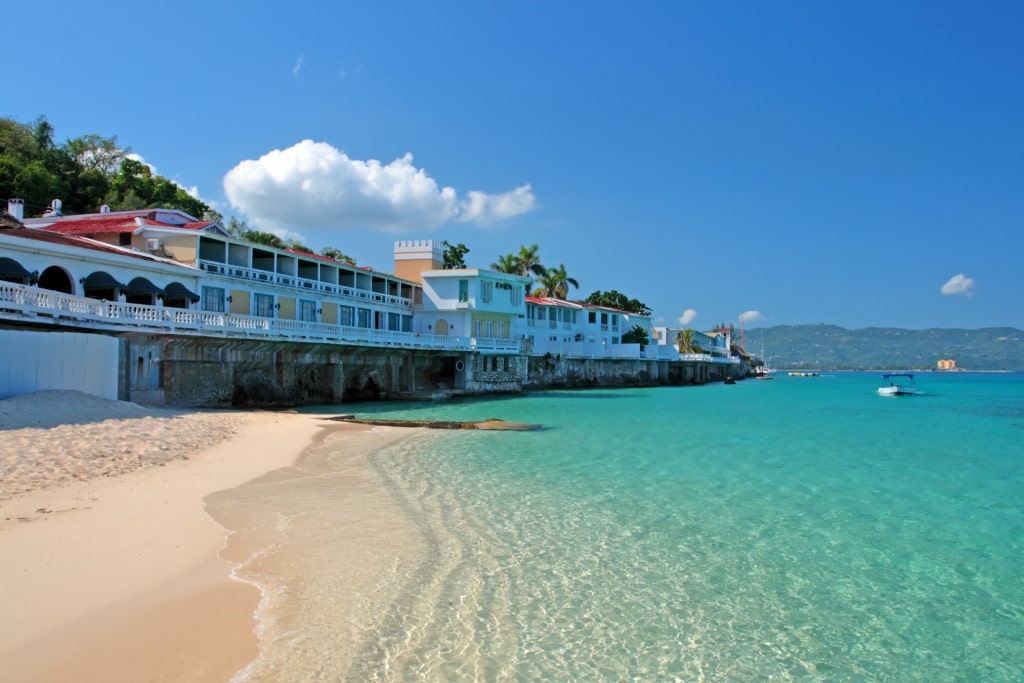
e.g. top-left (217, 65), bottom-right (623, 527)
top-left (0, 256), bottom-right (34, 282)
top-left (163, 281), bottom-right (201, 303)
top-left (82, 271), bottom-right (128, 291)
top-left (127, 276), bottom-right (165, 297)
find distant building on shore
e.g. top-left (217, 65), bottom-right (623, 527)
top-left (937, 359), bottom-right (957, 370)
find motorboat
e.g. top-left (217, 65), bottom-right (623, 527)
top-left (878, 372), bottom-right (918, 396)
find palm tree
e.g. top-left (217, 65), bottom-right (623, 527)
top-left (676, 328), bottom-right (703, 354)
top-left (532, 263), bottom-right (579, 299)
top-left (490, 253), bottom-right (518, 274)
top-left (514, 244), bottom-right (547, 278)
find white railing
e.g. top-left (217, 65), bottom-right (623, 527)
top-left (198, 259), bottom-right (413, 308)
top-left (470, 336), bottom-right (522, 354)
top-left (1, 282), bottom-right (743, 363)
top-left (0, 282), bottom-right (481, 352)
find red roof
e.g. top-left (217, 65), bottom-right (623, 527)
top-left (0, 227), bottom-right (177, 264)
top-left (41, 216), bottom-right (142, 235)
top-left (283, 247), bottom-right (353, 265)
top-left (27, 210), bottom-right (214, 236)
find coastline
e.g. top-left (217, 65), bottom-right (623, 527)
top-left (0, 393), bottom-right (336, 682)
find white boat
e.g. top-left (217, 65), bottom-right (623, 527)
top-left (878, 372), bottom-right (918, 396)
top-left (755, 332), bottom-right (775, 379)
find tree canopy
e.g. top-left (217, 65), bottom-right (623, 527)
top-left (1, 115), bottom-right (212, 219)
top-left (532, 263), bottom-right (579, 299)
top-left (492, 244), bottom-right (547, 279)
top-left (621, 324), bottom-right (650, 350)
top-left (584, 290), bottom-right (651, 315)
top-left (442, 241), bottom-right (470, 269)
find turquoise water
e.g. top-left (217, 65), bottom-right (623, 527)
top-left (309, 373), bottom-right (1024, 681)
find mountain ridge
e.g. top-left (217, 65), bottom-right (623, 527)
top-left (742, 324), bottom-right (1024, 372)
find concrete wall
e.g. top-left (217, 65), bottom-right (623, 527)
top-left (0, 330), bottom-right (121, 400)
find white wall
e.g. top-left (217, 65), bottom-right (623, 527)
top-left (0, 331), bottom-right (120, 400)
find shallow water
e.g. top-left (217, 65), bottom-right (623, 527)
top-left (234, 373), bottom-right (1024, 681)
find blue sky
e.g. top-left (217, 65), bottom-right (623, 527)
top-left (6, 1), bottom-right (1023, 330)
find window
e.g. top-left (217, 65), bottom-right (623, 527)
top-left (458, 279), bottom-right (469, 302)
top-left (510, 285), bottom-right (522, 305)
top-left (357, 308), bottom-right (371, 328)
top-left (202, 286), bottom-right (226, 313)
top-left (254, 293), bottom-right (274, 318)
top-left (486, 320), bottom-right (493, 337)
top-left (481, 281), bottom-right (493, 303)
top-left (497, 321), bottom-right (506, 338)
top-left (341, 306), bottom-right (355, 326)
top-left (299, 299), bottom-right (317, 322)
top-left (589, 311), bottom-right (597, 324)
top-left (474, 320), bottom-right (482, 337)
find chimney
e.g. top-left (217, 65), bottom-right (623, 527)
top-left (42, 198), bottom-right (63, 217)
top-left (393, 240), bottom-right (445, 284)
top-left (7, 199), bottom-right (24, 222)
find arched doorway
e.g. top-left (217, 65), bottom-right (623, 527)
top-left (36, 266), bottom-right (73, 294)
top-left (435, 319), bottom-right (449, 335)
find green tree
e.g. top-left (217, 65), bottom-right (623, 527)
top-left (241, 230), bottom-right (288, 249)
top-left (442, 241), bottom-right (470, 269)
top-left (490, 253), bottom-right (518, 274)
top-left (622, 324), bottom-right (650, 350)
top-left (65, 133), bottom-right (127, 176)
top-left (0, 115), bottom-right (125, 216)
top-left (224, 216), bottom-right (249, 238)
top-left (514, 244), bottom-right (547, 277)
top-left (532, 263), bottom-right (578, 299)
top-left (104, 157), bottom-right (210, 217)
top-left (676, 328), bottom-right (704, 354)
top-left (284, 238), bottom-right (313, 253)
top-left (0, 117), bottom-right (70, 215)
top-left (585, 290), bottom-right (651, 315)
top-left (321, 246), bottom-right (356, 265)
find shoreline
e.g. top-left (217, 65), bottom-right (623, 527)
top-left (0, 393), bottom-right (339, 682)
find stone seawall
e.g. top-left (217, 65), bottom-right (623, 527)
top-left (119, 334), bottom-right (746, 408)
top-left (122, 334), bottom-right (463, 407)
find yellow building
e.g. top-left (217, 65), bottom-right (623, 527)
top-left (937, 359), bottom-right (957, 370)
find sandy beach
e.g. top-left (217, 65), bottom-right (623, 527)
top-left (0, 390), bottom-right (367, 682)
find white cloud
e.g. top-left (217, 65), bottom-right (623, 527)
top-left (293, 55), bottom-right (304, 76)
top-left (739, 310), bottom-right (764, 324)
top-left (940, 273), bottom-right (975, 296)
top-left (678, 309), bottom-right (697, 325)
top-left (223, 140), bottom-right (536, 234)
top-left (457, 185), bottom-right (536, 226)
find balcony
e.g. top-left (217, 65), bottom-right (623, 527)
top-left (0, 282), bottom-right (464, 351)
top-left (198, 260), bottom-right (412, 308)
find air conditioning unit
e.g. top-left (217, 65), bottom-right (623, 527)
top-left (146, 239), bottom-right (163, 250)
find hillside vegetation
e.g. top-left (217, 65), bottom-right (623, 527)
top-left (746, 325), bottom-right (1024, 372)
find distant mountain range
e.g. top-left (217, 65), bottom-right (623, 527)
top-left (743, 325), bottom-right (1024, 372)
